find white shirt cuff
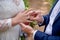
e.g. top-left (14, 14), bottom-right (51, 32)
top-left (38, 16), bottom-right (44, 25)
top-left (33, 30), bottom-right (38, 39)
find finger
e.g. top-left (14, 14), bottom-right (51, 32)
top-left (35, 10), bottom-right (41, 13)
top-left (37, 13), bottom-right (42, 18)
top-left (23, 8), bottom-right (33, 14)
top-left (27, 10), bottom-right (41, 17)
top-left (25, 10), bottom-right (40, 17)
top-left (30, 17), bottom-right (37, 21)
top-left (20, 23), bottom-right (26, 27)
top-left (31, 18), bottom-right (37, 20)
top-left (25, 20), bottom-right (33, 23)
top-left (26, 10), bottom-right (35, 15)
top-left (35, 10), bottom-right (41, 15)
top-left (19, 23), bottom-right (27, 31)
top-left (26, 10), bottom-right (39, 16)
top-left (25, 15), bottom-right (32, 20)
top-left (22, 9), bottom-right (34, 17)
top-left (27, 16), bottom-right (30, 20)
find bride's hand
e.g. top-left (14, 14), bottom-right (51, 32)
top-left (12, 9), bottom-right (32, 26)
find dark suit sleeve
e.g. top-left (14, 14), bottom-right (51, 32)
top-left (38, 14), bottom-right (50, 26)
top-left (34, 30), bottom-right (60, 40)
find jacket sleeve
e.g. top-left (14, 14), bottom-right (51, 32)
top-left (0, 19), bottom-right (12, 32)
top-left (38, 14), bottom-right (50, 26)
top-left (34, 30), bottom-right (60, 40)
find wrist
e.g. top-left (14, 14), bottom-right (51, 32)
top-left (7, 18), bottom-right (12, 27)
top-left (12, 17), bottom-right (19, 26)
top-left (38, 16), bottom-right (44, 24)
top-left (30, 30), bottom-right (35, 36)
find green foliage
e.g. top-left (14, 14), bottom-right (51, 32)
top-left (30, 21), bottom-right (37, 28)
top-left (48, 0), bottom-right (56, 6)
top-left (23, 0), bottom-right (29, 9)
top-left (21, 36), bottom-right (25, 40)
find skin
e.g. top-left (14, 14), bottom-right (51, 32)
top-left (19, 10), bottom-right (44, 36)
top-left (12, 9), bottom-right (32, 26)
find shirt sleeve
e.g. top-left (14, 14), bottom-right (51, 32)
top-left (38, 16), bottom-right (44, 26)
top-left (33, 30), bottom-right (38, 39)
top-left (0, 18), bottom-right (12, 32)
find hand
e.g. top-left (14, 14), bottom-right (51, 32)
top-left (19, 23), bottom-right (35, 36)
top-left (12, 9), bottom-right (32, 26)
top-left (27, 10), bottom-right (44, 23)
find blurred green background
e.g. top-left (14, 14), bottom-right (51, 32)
top-left (23, 0), bottom-right (29, 9)
top-left (47, 0), bottom-right (56, 6)
top-left (23, 0), bottom-right (55, 8)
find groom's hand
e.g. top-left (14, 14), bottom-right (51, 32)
top-left (26, 10), bottom-right (44, 23)
top-left (19, 23), bottom-right (35, 36)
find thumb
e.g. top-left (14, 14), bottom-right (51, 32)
top-left (19, 23), bottom-right (26, 28)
